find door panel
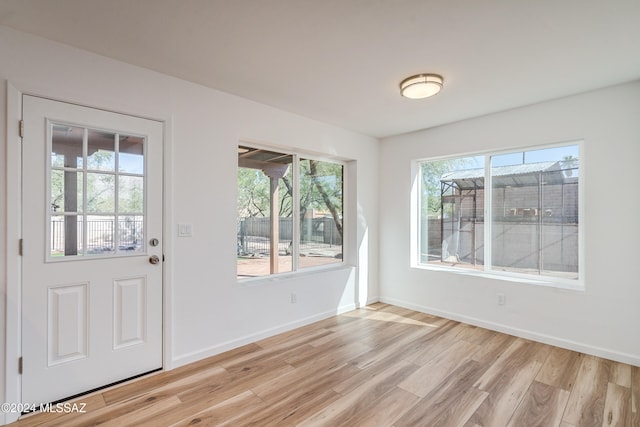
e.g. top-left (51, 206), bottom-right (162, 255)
top-left (47, 283), bottom-right (89, 365)
top-left (113, 276), bottom-right (147, 349)
top-left (22, 96), bottom-right (163, 404)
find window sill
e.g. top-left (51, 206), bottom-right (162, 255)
top-left (238, 263), bottom-right (354, 286)
top-left (411, 263), bottom-right (585, 291)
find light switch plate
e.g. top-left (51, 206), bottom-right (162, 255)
top-left (178, 223), bottom-right (193, 237)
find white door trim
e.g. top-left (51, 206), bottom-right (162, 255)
top-left (4, 82), bottom-right (23, 426)
top-left (3, 83), bottom-right (174, 425)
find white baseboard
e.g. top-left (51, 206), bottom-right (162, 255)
top-left (379, 296), bottom-right (640, 367)
top-left (171, 303), bottom-right (357, 369)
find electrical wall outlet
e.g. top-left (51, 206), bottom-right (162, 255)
top-left (497, 293), bottom-right (506, 306)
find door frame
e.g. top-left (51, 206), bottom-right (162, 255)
top-left (4, 83), bottom-right (174, 424)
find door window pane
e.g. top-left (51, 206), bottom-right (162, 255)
top-left (51, 214), bottom-right (84, 257)
top-left (119, 215), bottom-right (144, 252)
top-left (119, 176), bottom-right (144, 213)
top-left (119, 135), bottom-right (145, 174)
top-left (87, 129), bottom-right (115, 171)
top-left (52, 124), bottom-right (84, 168)
top-left (86, 215), bottom-right (115, 255)
top-left (87, 173), bottom-right (115, 213)
top-left (51, 170), bottom-right (83, 213)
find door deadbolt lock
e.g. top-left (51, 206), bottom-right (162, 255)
top-left (149, 238), bottom-right (159, 247)
top-left (149, 255), bottom-right (160, 265)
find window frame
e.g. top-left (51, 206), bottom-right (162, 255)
top-left (412, 141), bottom-right (584, 290)
top-left (237, 142), bottom-right (347, 282)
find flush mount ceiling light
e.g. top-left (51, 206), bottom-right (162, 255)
top-left (400, 74), bottom-right (444, 99)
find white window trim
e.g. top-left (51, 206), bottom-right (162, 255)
top-left (237, 142), bottom-right (348, 283)
top-left (411, 140), bottom-right (585, 291)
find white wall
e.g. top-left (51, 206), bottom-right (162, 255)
top-left (380, 80), bottom-right (640, 365)
top-left (0, 25), bottom-right (379, 420)
top-left (0, 75), bottom-right (7, 421)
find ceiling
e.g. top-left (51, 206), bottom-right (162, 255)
top-left (1, 0), bottom-right (640, 138)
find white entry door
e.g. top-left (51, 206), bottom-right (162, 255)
top-left (21, 96), bottom-right (163, 404)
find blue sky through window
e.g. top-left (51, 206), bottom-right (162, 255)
top-left (492, 145), bottom-right (579, 167)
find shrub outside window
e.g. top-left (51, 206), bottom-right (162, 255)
top-left (417, 143), bottom-right (580, 285)
top-left (237, 145), bottom-right (344, 280)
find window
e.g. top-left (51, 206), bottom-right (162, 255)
top-left (49, 123), bottom-right (146, 259)
top-left (237, 145), bottom-right (344, 279)
top-left (417, 143), bottom-right (580, 286)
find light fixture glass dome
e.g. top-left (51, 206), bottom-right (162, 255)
top-left (400, 74), bottom-right (443, 99)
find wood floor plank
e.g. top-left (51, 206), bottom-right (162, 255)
top-left (236, 357), bottom-right (367, 425)
top-left (474, 338), bottom-right (550, 391)
top-left (307, 317), bottom-right (385, 349)
top-left (340, 387), bottom-right (419, 427)
top-left (254, 324), bottom-right (332, 350)
top-left (632, 365), bottom-right (640, 426)
top-left (107, 365), bottom-right (228, 406)
top-left (377, 304), bottom-right (451, 330)
top-left (563, 355), bottom-right (612, 427)
top-left (404, 310), bottom-right (451, 328)
top-left (471, 329), bottom-right (518, 364)
top-left (221, 327), bottom-right (331, 370)
top-left (9, 304), bottom-right (636, 427)
top-left (455, 323), bottom-right (497, 345)
top-left (331, 345), bottom-right (425, 397)
top-left (239, 390), bottom-right (342, 427)
top-left (230, 389), bottom-right (342, 426)
top-left (469, 339), bottom-right (551, 426)
top-left (506, 380), bottom-right (570, 427)
top-left (101, 362), bottom-right (228, 406)
top-left (601, 382), bottom-right (631, 427)
top-left (610, 362), bottom-right (632, 388)
top-left (398, 338), bottom-right (480, 397)
top-left (399, 320), bottom-right (464, 365)
top-left (177, 358), bottom-right (293, 405)
top-left (356, 319), bottom-right (422, 352)
top-left (170, 342), bottom-right (262, 373)
top-left (283, 339), bottom-right (371, 368)
top-left (536, 347), bottom-right (583, 391)
top-left (138, 366), bottom-right (290, 427)
top-left (298, 359), bottom-right (419, 427)
top-left (252, 350), bottom-right (363, 404)
top-left (350, 323), bottom-right (436, 370)
top-left (167, 390), bottom-right (265, 427)
top-left (395, 359), bottom-right (488, 427)
top-left (327, 312), bottom-right (387, 334)
top-left (100, 395), bottom-right (182, 427)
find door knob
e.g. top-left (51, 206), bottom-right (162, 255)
top-left (149, 255), bottom-right (160, 265)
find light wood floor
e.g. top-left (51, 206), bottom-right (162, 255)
top-left (11, 303), bottom-right (640, 426)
